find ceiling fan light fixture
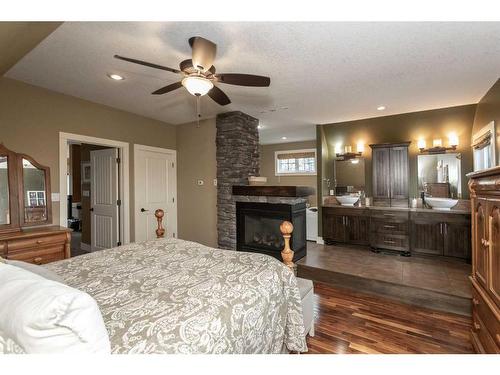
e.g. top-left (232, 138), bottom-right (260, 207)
top-left (182, 76), bottom-right (213, 96)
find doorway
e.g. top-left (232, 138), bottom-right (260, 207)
top-left (59, 132), bottom-right (130, 256)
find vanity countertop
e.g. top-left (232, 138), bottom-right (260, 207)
top-left (322, 204), bottom-right (471, 215)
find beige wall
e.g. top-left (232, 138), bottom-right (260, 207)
top-left (259, 140), bottom-right (318, 206)
top-left (0, 22), bottom-right (61, 75)
top-left (0, 77), bottom-right (176, 240)
top-left (176, 118), bottom-right (218, 247)
top-left (472, 78), bottom-right (500, 164)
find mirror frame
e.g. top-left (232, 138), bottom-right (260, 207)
top-left (0, 144), bottom-right (20, 233)
top-left (0, 143), bottom-right (52, 234)
top-left (17, 153), bottom-right (52, 227)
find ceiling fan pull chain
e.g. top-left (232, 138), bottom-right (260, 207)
top-left (196, 95), bottom-right (201, 128)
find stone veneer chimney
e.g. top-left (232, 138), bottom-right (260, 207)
top-left (216, 111), bottom-right (260, 250)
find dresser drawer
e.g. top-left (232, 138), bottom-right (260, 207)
top-left (472, 285), bottom-right (500, 349)
top-left (7, 245), bottom-right (65, 265)
top-left (472, 311), bottom-right (500, 353)
top-left (0, 241), bottom-right (6, 257)
top-left (7, 233), bottom-right (68, 253)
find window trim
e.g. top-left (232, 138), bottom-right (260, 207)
top-left (274, 148), bottom-right (317, 177)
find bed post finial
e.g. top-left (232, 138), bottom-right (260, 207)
top-left (155, 209), bottom-right (165, 238)
top-left (280, 221), bottom-right (295, 272)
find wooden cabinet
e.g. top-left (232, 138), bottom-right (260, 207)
top-left (469, 167), bottom-right (500, 353)
top-left (370, 209), bottom-right (409, 253)
top-left (410, 212), bottom-right (471, 259)
top-left (370, 142), bottom-right (410, 207)
top-left (0, 226), bottom-right (71, 265)
top-left (322, 207), bottom-right (369, 245)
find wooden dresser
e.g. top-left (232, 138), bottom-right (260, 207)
top-left (469, 167), bottom-right (500, 353)
top-left (0, 226), bottom-right (71, 265)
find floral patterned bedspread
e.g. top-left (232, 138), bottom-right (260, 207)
top-left (44, 238), bottom-right (307, 354)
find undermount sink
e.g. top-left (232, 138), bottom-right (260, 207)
top-left (425, 197), bottom-right (458, 211)
top-left (336, 195), bottom-right (360, 206)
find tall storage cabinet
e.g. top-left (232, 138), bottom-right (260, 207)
top-left (370, 142), bottom-right (410, 207)
top-left (468, 167), bottom-right (500, 353)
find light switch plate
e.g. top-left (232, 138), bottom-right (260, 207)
top-left (213, 179), bottom-right (217, 186)
top-left (51, 193), bottom-right (60, 202)
top-left (83, 190), bottom-right (90, 197)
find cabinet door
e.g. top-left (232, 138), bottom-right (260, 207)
top-left (474, 200), bottom-right (489, 289)
top-left (323, 212), bottom-right (345, 242)
top-left (411, 219), bottom-right (443, 255)
top-left (443, 220), bottom-right (471, 259)
top-left (389, 146), bottom-right (409, 201)
top-left (346, 215), bottom-right (370, 245)
top-left (372, 148), bottom-right (391, 202)
top-left (487, 204), bottom-right (500, 308)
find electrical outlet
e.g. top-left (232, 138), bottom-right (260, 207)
top-left (197, 179), bottom-right (204, 186)
top-left (213, 179), bottom-right (217, 186)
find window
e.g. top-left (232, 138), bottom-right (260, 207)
top-left (275, 149), bottom-right (317, 176)
top-left (472, 121), bottom-right (496, 172)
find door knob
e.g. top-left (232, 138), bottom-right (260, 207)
top-left (89, 208), bottom-right (94, 212)
top-left (141, 208), bottom-right (148, 212)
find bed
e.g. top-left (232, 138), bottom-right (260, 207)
top-left (40, 212), bottom-right (308, 354)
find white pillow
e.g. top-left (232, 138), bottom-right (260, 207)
top-left (6, 259), bottom-right (65, 284)
top-left (0, 263), bottom-right (111, 354)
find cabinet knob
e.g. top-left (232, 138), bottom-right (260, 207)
top-left (33, 257), bottom-right (43, 264)
top-left (472, 298), bottom-right (480, 306)
top-left (473, 321), bottom-right (481, 331)
top-left (36, 240), bottom-right (43, 244)
top-left (481, 238), bottom-right (490, 247)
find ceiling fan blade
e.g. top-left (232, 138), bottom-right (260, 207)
top-left (208, 85), bottom-right (231, 106)
top-left (215, 73), bottom-right (270, 87)
top-left (188, 36), bottom-right (216, 73)
top-left (151, 81), bottom-right (183, 95)
top-left (114, 55), bottom-right (181, 74)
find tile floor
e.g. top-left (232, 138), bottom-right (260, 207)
top-left (298, 242), bottom-right (471, 298)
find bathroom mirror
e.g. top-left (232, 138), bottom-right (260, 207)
top-left (334, 158), bottom-right (366, 195)
top-left (417, 153), bottom-right (462, 198)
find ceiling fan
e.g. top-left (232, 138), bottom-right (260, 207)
top-left (114, 36), bottom-right (271, 106)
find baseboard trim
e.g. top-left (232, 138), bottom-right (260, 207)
top-left (316, 237), bottom-right (324, 245)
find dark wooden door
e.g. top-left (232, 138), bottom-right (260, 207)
top-left (372, 147), bottom-right (391, 204)
top-left (487, 204), bottom-right (500, 308)
top-left (389, 146), bottom-right (409, 203)
top-left (346, 215), bottom-right (370, 245)
top-left (411, 217), bottom-right (444, 255)
top-left (443, 220), bottom-right (471, 259)
top-left (323, 212), bottom-right (345, 243)
top-left (475, 200), bottom-right (488, 289)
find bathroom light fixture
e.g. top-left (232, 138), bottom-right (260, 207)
top-left (108, 73), bottom-right (124, 81)
top-left (336, 143), bottom-right (363, 161)
top-left (356, 141), bottom-right (365, 153)
top-left (181, 75), bottom-right (214, 96)
top-left (418, 136), bottom-right (458, 154)
top-left (377, 105), bottom-right (386, 111)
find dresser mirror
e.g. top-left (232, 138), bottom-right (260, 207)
top-left (0, 144), bottom-right (52, 234)
top-left (20, 157), bottom-right (51, 225)
top-left (417, 153), bottom-right (461, 198)
top-left (333, 158), bottom-right (366, 195)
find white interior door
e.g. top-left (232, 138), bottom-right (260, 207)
top-left (91, 148), bottom-right (119, 251)
top-left (134, 146), bottom-right (177, 242)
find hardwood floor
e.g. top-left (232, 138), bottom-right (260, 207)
top-left (306, 282), bottom-right (473, 354)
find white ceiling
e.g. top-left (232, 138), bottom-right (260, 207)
top-left (6, 22), bottom-right (500, 144)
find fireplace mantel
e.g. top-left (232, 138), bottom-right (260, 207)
top-left (232, 185), bottom-right (314, 197)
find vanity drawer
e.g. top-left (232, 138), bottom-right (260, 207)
top-left (371, 219), bottom-right (409, 234)
top-left (370, 210), bottom-right (409, 221)
top-left (472, 311), bottom-right (500, 353)
top-left (7, 245), bottom-right (65, 265)
top-left (472, 285), bottom-right (500, 349)
top-left (7, 233), bottom-right (68, 252)
top-left (371, 233), bottom-right (409, 251)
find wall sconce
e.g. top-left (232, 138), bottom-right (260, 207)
top-left (336, 143), bottom-right (363, 161)
top-left (356, 141), bottom-right (365, 153)
top-left (418, 135), bottom-right (458, 154)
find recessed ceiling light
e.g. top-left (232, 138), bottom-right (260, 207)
top-left (281, 136), bottom-right (287, 140)
top-left (108, 73), bottom-right (124, 81)
top-left (257, 125), bottom-right (263, 129)
top-left (377, 105), bottom-right (386, 111)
